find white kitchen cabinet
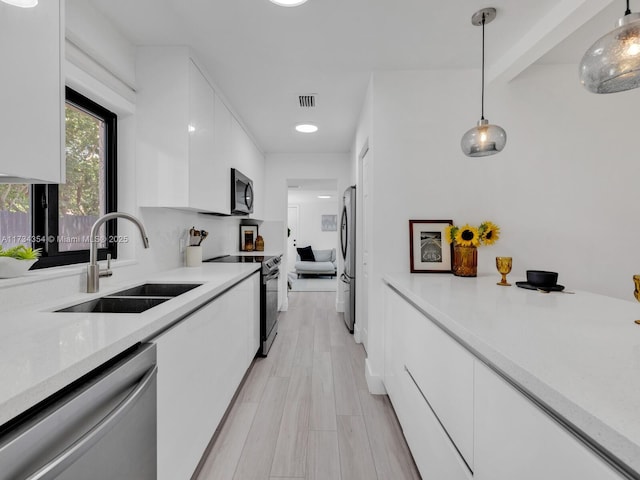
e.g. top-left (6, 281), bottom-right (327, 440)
top-left (154, 273), bottom-right (259, 480)
top-left (208, 93), bottom-right (232, 213)
top-left (383, 286), bottom-right (474, 478)
top-left (403, 294), bottom-right (474, 467)
top-left (136, 46), bottom-right (264, 216)
top-left (136, 47), bottom-right (220, 212)
top-left (474, 361), bottom-right (624, 480)
top-left (0, 0), bottom-right (63, 183)
top-left (230, 116), bottom-right (264, 219)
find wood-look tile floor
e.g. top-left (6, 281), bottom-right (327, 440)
top-left (195, 291), bottom-right (421, 480)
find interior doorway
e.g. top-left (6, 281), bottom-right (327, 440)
top-left (286, 178), bottom-right (339, 291)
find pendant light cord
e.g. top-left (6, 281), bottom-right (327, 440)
top-left (481, 12), bottom-right (486, 120)
top-left (626, 0), bottom-right (631, 15)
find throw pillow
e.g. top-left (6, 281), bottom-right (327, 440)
top-left (297, 246), bottom-right (316, 262)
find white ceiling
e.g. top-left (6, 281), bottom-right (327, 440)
top-left (88, 0), bottom-right (621, 154)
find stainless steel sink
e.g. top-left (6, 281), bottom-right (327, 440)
top-left (107, 283), bottom-right (202, 297)
top-left (55, 282), bottom-right (203, 313)
top-left (56, 297), bottom-right (169, 314)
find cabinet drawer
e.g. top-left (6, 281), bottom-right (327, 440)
top-left (474, 362), bottom-right (625, 480)
top-left (400, 365), bottom-right (472, 480)
top-left (403, 301), bottom-right (474, 467)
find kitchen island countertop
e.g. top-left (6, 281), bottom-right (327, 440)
top-left (384, 273), bottom-right (640, 477)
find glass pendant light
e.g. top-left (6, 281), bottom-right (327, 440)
top-left (461, 7), bottom-right (507, 158)
top-left (580, 0), bottom-right (640, 93)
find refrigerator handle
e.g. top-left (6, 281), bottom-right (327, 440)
top-left (24, 365), bottom-right (158, 480)
top-left (340, 205), bottom-right (348, 260)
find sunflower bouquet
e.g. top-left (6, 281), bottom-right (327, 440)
top-left (444, 221), bottom-right (500, 247)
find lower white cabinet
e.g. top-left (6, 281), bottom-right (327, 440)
top-left (154, 273), bottom-right (259, 480)
top-left (383, 287), bottom-right (473, 478)
top-left (474, 362), bottom-right (624, 480)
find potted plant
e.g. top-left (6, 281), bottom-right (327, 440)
top-left (444, 221), bottom-right (500, 277)
top-left (0, 245), bottom-right (42, 278)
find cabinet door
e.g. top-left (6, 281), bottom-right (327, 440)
top-left (230, 117), bottom-right (264, 218)
top-left (154, 274), bottom-right (257, 480)
top-left (0, 0), bottom-right (62, 182)
top-left (136, 47), bottom-right (190, 207)
top-left (384, 286), bottom-right (473, 480)
top-left (188, 60), bottom-right (216, 211)
top-left (474, 362), bottom-right (625, 480)
top-left (383, 287), bottom-right (408, 417)
top-left (403, 295), bottom-right (474, 467)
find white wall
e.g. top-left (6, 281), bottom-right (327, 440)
top-left (264, 153), bottom-right (352, 310)
top-left (288, 193), bottom-right (339, 252)
top-left (361, 65), bottom-right (640, 390)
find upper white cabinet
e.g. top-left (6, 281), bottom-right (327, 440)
top-left (136, 46), bottom-right (264, 216)
top-left (136, 47), bottom-right (218, 211)
top-left (0, 0), bottom-right (63, 183)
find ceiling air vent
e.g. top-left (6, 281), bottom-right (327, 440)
top-left (298, 94), bottom-right (316, 108)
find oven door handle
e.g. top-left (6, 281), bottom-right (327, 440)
top-left (24, 365), bottom-right (158, 480)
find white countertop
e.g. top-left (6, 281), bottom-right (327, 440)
top-left (384, 273), bottom-right (640, 475)
top-left (0, 263), bottom-right (260, 427)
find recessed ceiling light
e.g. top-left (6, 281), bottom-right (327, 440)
top-left (295, 123), bottom-right (318, 133)
top-left (318, 195), bottom-right (331, 199)
top-left (1, 0), bottom-right (38, 7)
top-left (269, 0), bottom-right (308, 6)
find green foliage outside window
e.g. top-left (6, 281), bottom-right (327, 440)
top-left (61, 103), bottom-right (104, 217)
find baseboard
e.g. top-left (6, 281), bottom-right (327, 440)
top-left (365, 358), bottom-right (387, 395)
top-left (353, 323), bottom-right (362, 343)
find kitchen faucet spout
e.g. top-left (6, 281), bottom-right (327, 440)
top-left (87, 212), bottom-right (150, 293)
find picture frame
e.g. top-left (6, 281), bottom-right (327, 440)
top-left (239, 225), bottom-right (259, 251)
top-left (409, 220), bottom-right (453, 273)
top-left (321, 214), bottom-right (337, 231)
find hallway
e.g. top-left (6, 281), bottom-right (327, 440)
top-left (195, 291), bottom-right (421, 480)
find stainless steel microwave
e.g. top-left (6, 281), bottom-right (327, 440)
top-left (231, 168), bottom-right (254, 214)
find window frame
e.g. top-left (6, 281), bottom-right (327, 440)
top-left (31, 87), bottom-right (118, 269)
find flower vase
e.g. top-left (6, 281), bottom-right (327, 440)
top-left (453, 245), bottom-right (477, 277)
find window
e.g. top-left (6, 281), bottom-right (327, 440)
top-left (0, 87), bottom-right (117, 268)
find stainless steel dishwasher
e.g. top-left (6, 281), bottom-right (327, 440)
top-left (0, 343), bottom-right (157, 480)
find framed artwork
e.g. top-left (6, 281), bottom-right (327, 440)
top-left (321, 214), bottom-right (337, 231)
top-left (409, 220), bottom-right (453, 273)
top-left (239, 225), bottom-right (259, 251)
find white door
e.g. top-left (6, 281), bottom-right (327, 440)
top-left (287, 205), bottom-right (299, 273)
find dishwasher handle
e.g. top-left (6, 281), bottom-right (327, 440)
top-left (24, 365), bottom-right (158, 480)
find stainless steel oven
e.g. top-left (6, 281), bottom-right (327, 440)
top-left (204, 254), bottom-right (281, 356)
top-left (262, 259), bottom-right (280, 356)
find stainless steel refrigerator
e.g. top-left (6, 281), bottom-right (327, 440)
top-left (340, 185), bottom-right (356, 332)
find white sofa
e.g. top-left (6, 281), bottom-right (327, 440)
top-left (295, 248), bottom-right (337, 278)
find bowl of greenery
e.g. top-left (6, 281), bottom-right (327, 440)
top-left (0, 246), bottom-right (42, 278)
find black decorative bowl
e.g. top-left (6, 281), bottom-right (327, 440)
top-left (526, 270), bottom-right (558, 287)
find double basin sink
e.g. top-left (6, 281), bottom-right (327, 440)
top-left (56, 283), bottom-right (203, 314)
